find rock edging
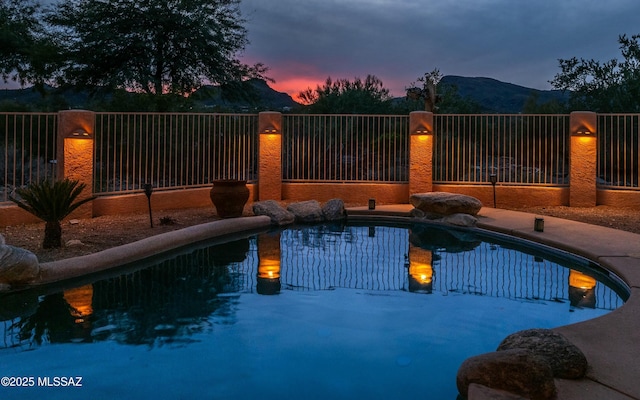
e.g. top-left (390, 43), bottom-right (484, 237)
top-left (0, 234), bottom-right (40, 291)
top-left (253, 199), bottom-right (346, 225)
top-left (457, 328), bottom-right (588, 400)
top-left (410, 192), bottom-right (483, 227)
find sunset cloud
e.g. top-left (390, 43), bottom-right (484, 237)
top-left (240, 0), bottom-right (640, 97)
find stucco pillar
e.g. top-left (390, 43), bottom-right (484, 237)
top-left (258, 111), bottom-right (282, 201)
top-left (409, 111), bottom-right (433, 195)
top-left (569, 111), bottom-right (597, 207)
top-left (57, 110), bottom-right (95, 218)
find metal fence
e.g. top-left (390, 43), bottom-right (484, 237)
top-left (93, 113), bottom-right (258, 194)
top-left (598, 114), bottom-right (640, 189)
top-left (282, 114), bottom-right (409, 182)
top-left (6, 111), bottom-right (640, 201)
top-left (0, 113), bottom-right (57, 202)
top-left (433, 114), bottom-right (571, 185)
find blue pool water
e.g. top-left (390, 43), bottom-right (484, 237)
top-left (0, 222), bottom-right (627, 399)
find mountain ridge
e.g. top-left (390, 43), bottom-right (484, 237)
top-left (438, 75), bottom-right (568, 113)
top-left (0, 76), bottom-right (567, 113)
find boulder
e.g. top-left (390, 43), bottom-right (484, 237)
top-left (442, 213), bottom-right (478, 227)
top-left (457, 348), bottom-right (556, 400)
top-left (322, 198), bottom-right (346, 221)
top-left (252, 200), bottom-right (295, 226)
top-left (410, 192), bottom-right (482, 216)
top-left (497, 328), bottom-right (588, 379)
top-left (0, 235), bottom-right (40, 285)
top-left (287, 200), bottom-right (324, 223)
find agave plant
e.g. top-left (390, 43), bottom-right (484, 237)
top-left (9, 179), bottom-right (95, 249)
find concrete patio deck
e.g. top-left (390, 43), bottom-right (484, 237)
top-left (346, 205), bottom-right (640, 400)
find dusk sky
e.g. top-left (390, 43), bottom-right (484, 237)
top-left (239, 0), bottom-right (640, 99)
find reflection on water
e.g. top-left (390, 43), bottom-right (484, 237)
top-left (257, 232), bottom-right (281, 295)
top-left (0, 223), bottom-right (625, 352)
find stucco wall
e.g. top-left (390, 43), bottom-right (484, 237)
top-left (282, 183), bottom-right (410, 204)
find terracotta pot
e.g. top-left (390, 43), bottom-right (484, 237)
top-left (210, 180), bottom-right (249, 218)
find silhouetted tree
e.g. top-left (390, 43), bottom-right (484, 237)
top-left (406, 69), bottom-right (442, 112)
top-left (46, 0), bottom-right (268, 110)
top-left (400, 69), bottom-right (482, 114)
top-left (550, 33), bottom-right (640, 112)
top-left (299, 75), bottom-right (394, 114)
top-left (0, 0), bottom-right (57, 90)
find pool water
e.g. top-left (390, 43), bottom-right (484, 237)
top-left (0, 223), bottom-right (626, 399)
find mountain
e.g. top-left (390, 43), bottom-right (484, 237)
top-left (190, 79), bottom-right (300, 111)
top-left (0, 76), bottom-right (565, 113)
top-left (439, 75), bottom-right (569, 113)
top-left (0, 79), bottom-right (301, 112)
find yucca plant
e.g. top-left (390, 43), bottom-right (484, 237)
top-left (9, 179), bottom-right (95, 249)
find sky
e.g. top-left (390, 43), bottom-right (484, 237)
top-left (238, 0), bottom-right (640, 99)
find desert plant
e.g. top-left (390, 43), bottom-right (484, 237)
top-left (9, 178), bottom-right (95, 249)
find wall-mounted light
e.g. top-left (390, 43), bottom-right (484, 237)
top-left (67, 129), bottom-right (93, 139)
top-left (412, 128), bottom-right (431, 135)
top-left (368, 198), bottom-right (376, 210)
top-left (261, 127), bottom-right (280, 134)
top-left (573, 126), bottom-right (594, 136)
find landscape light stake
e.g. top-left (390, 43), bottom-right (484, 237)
top-left (489, 174), bottom-right (498, 208)
top-left (143, 184), bottom-right (154, 228)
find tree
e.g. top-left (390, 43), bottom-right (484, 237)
top-left (402, 69), bottom-right (481, 114)
top-left (550, 34), bottom-right (640, 112)
top-left (10, 179), bottom-right (95, 249)
top-left (406, 69), bottom-right (442, 112)
top-left (0, 0), bottom-right (57, 89)
top-left (299, 75), bottom-right (394, 114)
top-left (46, 0), bottom-right (268, 108)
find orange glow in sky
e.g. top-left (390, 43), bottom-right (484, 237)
top-left (269, 77), bottom-right (320, 102)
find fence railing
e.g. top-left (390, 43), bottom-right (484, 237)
top-left (433, 114), bottom-right (571, 185)
top-left (282, 114), bottom-right (409, 182)
top-left (598, 114), bottom-right (640, 189)
top-left (5, 111), bottom-right (640, 203)
top-left (93, 113), bottom-right (259, 194)
top-left (0, 113), bottom-right (57, 202)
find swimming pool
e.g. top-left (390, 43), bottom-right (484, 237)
top-left (0, 222), bottom-right (627, 399)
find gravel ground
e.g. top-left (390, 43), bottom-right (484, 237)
top-left (2, 204), bottom-right (640, 263)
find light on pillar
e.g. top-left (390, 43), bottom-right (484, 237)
top-left (67, 129), bottom-right (93, 139)
top-left (409, 111), bottom-right (434, 195)
top-left (66, 128), bottom-right (92, 139)
top-left (412, 127), bottom-right (431, 135)
top-left (258, 112), bottom-right (283, 201)
top-left (569, 111), bottom-right (597, 207)
top-left (573, 126), bottom-right (594, 136)
top-left (58, 110), bottom-right (96, 219)
top-left (261, 126), bottom-right (280, 135)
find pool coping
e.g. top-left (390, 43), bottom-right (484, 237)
top-left (4, 207), bottom-right (640, 399)
top-left (33, 215), bottom-right (273, 287)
